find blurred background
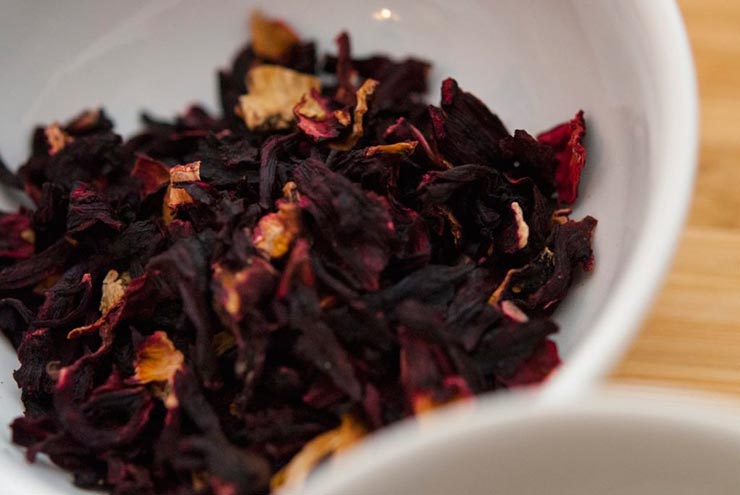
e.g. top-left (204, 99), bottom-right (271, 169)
top-left (613, 0), bottom-right (740, 395)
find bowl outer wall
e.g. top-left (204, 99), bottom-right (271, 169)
top-left (299, 386), bottom-right (740, 495)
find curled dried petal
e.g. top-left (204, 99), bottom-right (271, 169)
top-left (134, 331), bottom-right (184, 384)
top-left (67, 273), bottom-right (150, 346)
top-left (249, 10), bottom-right (299, 61)
top-left (67, 182), bottom-right (123, 234)
top-left (329, 78), bottom-right (379, 151)
top-left (211, 259), bottom-right (278, 323)
top-left (500, 300), bottom-right (529, 323)
top-left (551, 208), bottom-right (573, 225)
top-left (0, 214), bottom-right (35, 259)
top-left (282, 181), bottom-right (300, 202)
top-left (253, 202), bottom-right (301, 259)
top-left (429, 78), bottom-right (509, 167)
top-left (212, 264), bottom-right (248, 319)
top-left (212, 331), bottom-right (236, 356)
top-left (131, 155), bottom-right (170, 198)
top-left (239, 65), bottom-right (321, 131)
top-left (294, 89), bottom-right (350, 142)
top-left (333, 32), bottom-right (357, 107)
top-left (488, 216), bottom-right (596, 313)
top-left (499, 339), bottom-right (560, 386)
top-left (270, 414), bottom-right (366, 491)
top-left (168, 162), bottom-right (201, 192)
top-left (538, 111), bottom-right (587, 204)
top-left (412, 376), bottom-right (473, 415)
top-left (511, 201), bottom-right (529, 250)
top-left (99, 269), bottom-right (131, 315)
top-left (488, 255), bottom-right (540, 306)
top-left (385, 117), bottom-right (448, 169)
top-left (364, 141), bottom-right (418, 157)
top-left (276, 238), bottom-right (315, 299)
top-left (164, 161), bottom-right (201, 223)
top-left (44, 123), bottom-right (74, 155)
top-left (253, 215), bottom-right (292, 258)
top-left (65, 108), bottom-right (104, 134)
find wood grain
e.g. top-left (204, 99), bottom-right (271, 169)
top-left (611, 0), bottom-right (740, 394)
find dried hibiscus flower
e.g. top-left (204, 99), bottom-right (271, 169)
top-left (238, 65), bottom-right (321, 131)
top-left (0, 9), bottom-right (595, 495)
top-left (249, 10), bottom-right (300, 62)
top-left (537, 110), bottom-right (587, 204)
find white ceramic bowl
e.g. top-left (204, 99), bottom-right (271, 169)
top-left (0, 0), bottom-right (696, 492)
top-left (301, 387), bottom-right (740, 495)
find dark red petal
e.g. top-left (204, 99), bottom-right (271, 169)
top-left (0, 213), bottom-right (34, 259)
top-left (499, 339), bottom-right (561, 387)
top-left (294, 89), bottom-right (349, 142)
top-left (537, 111), bottom-right (587, 204)
top-left (429, 78), bottom-right (510, 167)
top-left (130, 155), bottom-right (170, 197)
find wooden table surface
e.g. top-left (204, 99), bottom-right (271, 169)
top-left (611, 0), bottom-right (740, 394)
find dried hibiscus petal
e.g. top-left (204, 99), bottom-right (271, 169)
top-left (99, 269), bottom-right (130, 314)
top-left (489, 216), bottom-right (597, 314)
top-left (270, 414), bottom-right (366, 491)
top-left (130, 155), bottom-right (169, 198)
top-left (294, 159), bottom-right (395, 292)
top-left (429, 78), bottom-right (510, 167)
top-left (501, 201), bottom-right (530, 253)
top-left (329, 78), bottom-right (379, 151)
top-left (538, 110), bottom-right (587, 204)
top-left (499, 339), bottom-right (560, 386)
top-left (163, 161), bottom-right (201, 223)
top-left (63, 107), bottom-right (113, 136)
top-left (44, 123), bottom-right (74, 155)
top-left (0, 238), bottom-right (74, 291)
top-left (249, 10), bottom-right (300, 62)
top-left (66, 182), bottom-right (123, 235)
top-left (239, 65), bottom-right (321, 131)
top-left (253, 202), bottom-right (301, 259)
top-left (133, 331), bottom-right (184, 384)
top-left (332, 32), bottom-right (357, 107)
top-left (0, 213), bottom-right (35, 260)
top-left (365, 141), bottom-right (418, 157)
top-left (324, 50), bottom-right (431, 112)
top-left (53, 355), bottom-right (156, 452)
top-left (294, 89), bottom-right (351, 142)
top-left (0, 11), bottom-right (596, 495)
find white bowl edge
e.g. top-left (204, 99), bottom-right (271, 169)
top-left (542, 0), bottom-right (699, 402)
top-left (300, 386), bottom-right (740, 495)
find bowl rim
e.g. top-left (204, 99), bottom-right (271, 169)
top-left (299, 386), bottom-right (740, 494)
top-left (541, 0), bottom-right (699, 402)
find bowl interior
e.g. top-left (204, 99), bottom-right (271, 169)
top-left (302, 388), bottom-right (740, 495)
top-left (0, 0), bottom-right (695, 492)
